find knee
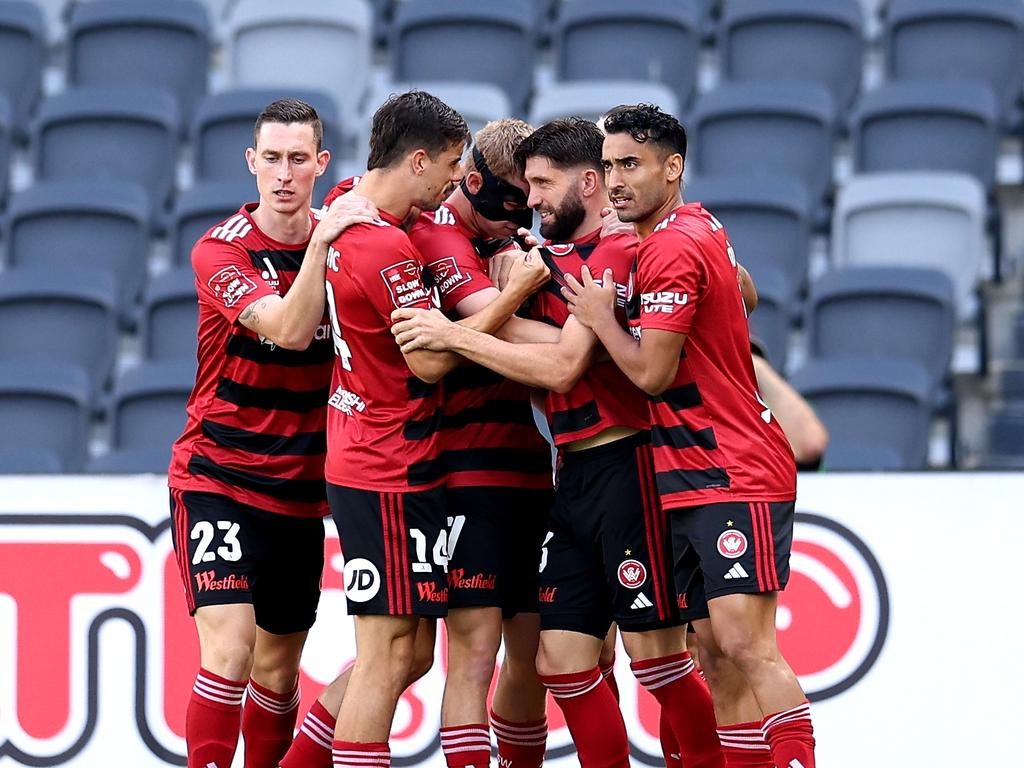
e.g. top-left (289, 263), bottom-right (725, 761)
top-left (204, 639), bottom-right (255, 681)
top-left (407, 641), bottom-right (435, 684)
top-left (449, 631), bottom-right (501, 684)
top-left (535, 638), bottom-right (573, 678)
top-left (715, 628), bottom-right (777, 673)
top-left (251, 653), bottom-right (301, 691)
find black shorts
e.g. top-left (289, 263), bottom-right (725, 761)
top-left (445, 486), bottom-right (552, 617)
top-left (539, 433), bottom-right (682, 639)
top-left (169, 489), bottom-right (325, 635)
top-left (671, 500), bottom-right (794, 603)
top-left (328, 483), bottom-right (448, 618)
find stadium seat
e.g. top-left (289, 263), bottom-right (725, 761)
top-left (685, 175), bottom-right (812, 306)
top-left (719, 0), bottom-right (865, 115)
top-left (831, 171), bottom-right (987, 319)
top-left (191, 89), bottom-right (341, 203)
top-left (33, 87), bottom-right (180, 218)
top-left (885, 0), bottom-right (1024, 126)
top-left (0, 448), bottom-right (63, 475)
top-left (790, 359), bottom-right (933, 470)
top-left (850, 83), bottom-right (999, 193)
top-left (104, 361), bottom-right (194, 455)
top-left (141, 268), bottom-right (198, 362)
top-left (68, 0), bottom-right (211, 127)
top-left (225, 0), bottom-right (372, 128)
top-left (553, 0), bottom-right (702, 113)
top-left (0, 0), bottom-right (45, 140)
top-left (529, 80), bottom-right (681, 126)
top-left (804, 266), bottom-right (955, 395)
top-left (996, 365), bottom-right (1024, 402)
top-left (392, 0), bottom-right (535, 116)
top-left (0, 95), bottom-right (10, 210)
top-left (0, 362), bottom-right (92, 472)
top-left (745, 267), bottom-right (792, 373)
top-left (169, 180), bottom-right (256, 265)
top-left (980, 404), bottom-right (1024, 467)
top-left (690, 84), bottom-right (837, 208)
top-left (0, 269), bottom-right (119, 391)
top-left (86, 447), bottom-right (173, 474)
top-left (4, 181), bottom-right (151, 317)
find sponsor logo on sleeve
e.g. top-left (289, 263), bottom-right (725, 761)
top-left (428, 256), bottom-right (473, 296)
top-left (641, 291), bottom-right (689, 314)
top-left (380, 260), bottom-right (431, 309)
top-left (208, 266), bottom-right (258, 309)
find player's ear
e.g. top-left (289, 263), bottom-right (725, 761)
top-left (410, 148), bottom-right (429, 176)
top-left (665, 153), bottom-right (684, 185)
top-left (464, 170), bottom-right (483, 194)
top-left (245, 147), bottom-right (257, 176)
top-left (580, 168), bottom-right (599, 198)
top-left (316, 149), bottom-right (331, 177)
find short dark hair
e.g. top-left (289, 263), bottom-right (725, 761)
top-left (602, 104), bottom-right (687, 159)
top-left (514, 117), bottom-right (604, 174)
top-left (253, 98), bottom-right (323, 151)
top-left (367, 90), bottom-right (471, 170)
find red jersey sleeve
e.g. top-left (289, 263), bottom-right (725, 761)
top-left (192, 237), bottom-right (278, 324)
top-left (346, 225), bottom-right (437, 328)
top-left (637, 230), bottom-right (705, 336)
top-left (426, 238), bottom-right (492, 313)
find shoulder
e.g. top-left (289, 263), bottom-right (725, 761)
top-left (340, 218), bottom-right (411, 249)
top-left (594, 232), bottom-right (638, 259)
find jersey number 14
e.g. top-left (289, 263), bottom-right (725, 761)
top-left (324, 281), bottom-right (353, 371)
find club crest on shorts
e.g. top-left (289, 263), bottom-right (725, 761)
top-left (617, 558), bottom-right (647, 589)
top-left (717, 529), bottom-right (748, 559)
top-left (342, 558), bottom-right (381, 602)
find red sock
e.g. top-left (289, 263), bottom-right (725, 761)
top-left (440, 723), bottom-right (492, 768)
top-left (490, 711), bottom-right (547, 768)
top-left (280, 700), bottom-right (337, 768)
top-left (186, 668), bottom-right (246, 768)
top-left (660, 707), bottom-right (681, 768)
top-left (540, 667), bottom-right (629, 768)
top-left (332, 740), bottom-right (390, 768)
top-left (717, 721), bottom-right (773, 768)
top-left (762, 702), bottom-right (815, 768)
top-left (631, 653), bottom-right (724, 768)
top-left (241, 678), bottom-right (300, 768)
top-left (599, 661), bottom-right (619, 701)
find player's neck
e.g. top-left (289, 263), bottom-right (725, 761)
top-left (445, 187), bottom-right (481, 236)
top-left (569, 204), bottom-right (605, 242)
top-left (354, 169), bottom-right (416, 223)
top-left (250, 201), bottom-right (312, 244)
top-left (636, 191), bottom-right (683, 240)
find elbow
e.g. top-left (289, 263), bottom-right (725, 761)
top-left (548, 353), bottom-right (589, 394)
top-left (639, 371), bottom-right (674, 397)
top-left (791, 423), bottom-right (830, 465)
top-left (274, 333), bottom-right (312, 351)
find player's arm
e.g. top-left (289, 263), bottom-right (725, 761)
top-left (236, 196), bottom-right (376, 349)
top-left (752, 354), bottom-right (829, 464)
top-left (738, 264), bottom-right (757, 313)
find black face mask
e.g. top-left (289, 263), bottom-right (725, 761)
top-left (460, 146), bottom-right (534, 230)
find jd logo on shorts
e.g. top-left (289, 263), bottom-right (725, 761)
top-left (343, 558), bottom-right (381, 602)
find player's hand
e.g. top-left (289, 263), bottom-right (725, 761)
top-left (516, 227), bottom-right (540, 249)
top-left (562, 265), bottom-right (616, 329)
top-left (488, 248), bottom-right (523, 290)
top-left (600, 207), bottom-right (635, 239)
top-left (390, 307), bottom-right (455, 353)
top-left (506, 247), bottom-right (550, 298)
top-left (315, 192), bottom-right (378, 243)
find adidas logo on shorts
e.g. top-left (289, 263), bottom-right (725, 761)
top-left (630, 593), bottom-right (654, 610)
top-left (723, 563), bottom-right (749, 580)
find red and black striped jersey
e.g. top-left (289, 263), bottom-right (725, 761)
top-left (408, 204), bottom-right (552, 490)
top-left (629, 203), bottom-right (796, 510)
top-left (323, 209), bottom-right (448, 492)
top-left (530, 228), bottom-right (650, 446)
top-left (169, 203), bottom-right (333, 518)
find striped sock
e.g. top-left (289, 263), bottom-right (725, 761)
top-left (440, 723), bottom-right (491, 768)
top-left (717, 721), bottom-right (773, 768)
top-left (490, 711), bottom-right (546, 768)
top-left (332, 740), bottom-right (390, 768)
top-left (186, 668), bottom-right (246, 768)
top-left (762, 701), bottom-right (815, 768)
top-left (279, 700), bottom-right (337, 768)
top-left (241, 678), bottom-right (301, 768)
top-left (598, 660), bottom-right (618, 701)
top-left (540, 667), bottom-right (629, 768)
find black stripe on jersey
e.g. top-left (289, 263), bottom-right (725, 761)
top-left (539, 315), bottom-right (561, 327)
top-left (407, 376), bottom-right (439, 401)
top-left (440, 399), bottom-right (536, 430)
top-left (551, 400), bottom-right (601, 436)
top-left (188, 455), bottom-right (327, 503)
top-left (216, 378), bottom-right (328, 413)
top-left (403, 407), bottom-right (445, 441)
top-left (650, 424), bottom-right (718, 451)
top-left (443, 447), bottom-right (552, 475)
top-left (541, 281), bottom-right (568, 304)
top-left (201, 419), bottom-right (327, 456)
top-left (406, 457), bottom-right (448, 487)
top-left (225, 333), bottom-right (334, 367)
top-left (655, 467), bottom-right (731, 494)
top-left (443, 366), bottom-right (504, 392)
top-left (652, 383), bottom-right (702, 411)
top-left (247, 248), bottom-right (306, 274)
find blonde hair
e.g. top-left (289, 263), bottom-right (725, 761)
top-left (469, 118), bottom-right (534, 182)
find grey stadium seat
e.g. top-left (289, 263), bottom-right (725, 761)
top-left (530, 80), bottom-right (681, 126)
top-left (142, 268), bottom-right (198, 362)
top-left (686, 175), bottom-right (812, 306)
top-left (690, 84), bottom-right (837, 207)
top-left (68, 0), bottom-right (211, 127)
top-left (719, 0), bottom-right (866, 115)
top-left (0, 448), bottom-right (63, 475)
top-left (170, 180), bottom-right (256, 265)
top-left (831, 171), bottom-right (987, 319)
top-left (791, 359), bottom-right (933, 470)
top-left (226, 0), bottom-right (372, 129)
top-left (87, 447), bottom-right (175, 474)
top-left (885, 0), bottom-right (1024, 126)
top-left (0, 95), bottom-right (10, 210)
top-left (105, 361), bottom-right (194, 454)
top-left (554, 0), bottom-right (702, 113)
top-left (979, 404), bottom-right (1024, 468)
top-left (33, 87), bottom-right (179, 216)
top-left (745, 267), bottom-right (792, 373)
top-left (804, 266), bottom-right (955, 395)
top-left (393, 0), bottom-right (535, 116)
top-left (850, 82), bottom-right (999, 193)
top-left (0, 0), bottom-right (45, 140)
top-left (5, 181), bottom-right (151, 317)
top-left (0, 269), bottom-right (119, 392)
top-left (0, 362), bottom-right (92, 472)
